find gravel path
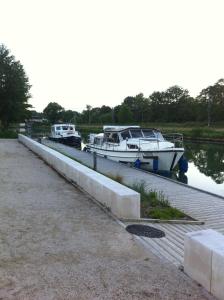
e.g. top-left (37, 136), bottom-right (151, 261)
top-left (0, 139), bottom-right (214, 300)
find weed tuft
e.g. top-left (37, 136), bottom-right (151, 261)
top-left (131, 180), bottom-right (185, 220)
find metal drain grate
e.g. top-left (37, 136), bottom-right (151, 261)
top-left (126, 224), bottom-right (165, 238)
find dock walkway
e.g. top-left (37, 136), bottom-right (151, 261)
top-left (42, 139), bottom-right (224, 266)
top-left (0, 139), bottom-right (214, 299)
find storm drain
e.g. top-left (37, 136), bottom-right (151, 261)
top-left (126, 224), bottom-right (165, 238)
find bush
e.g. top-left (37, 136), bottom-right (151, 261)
top-left (0, 130), bottom-right (18, 138)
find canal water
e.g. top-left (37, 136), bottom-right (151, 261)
top-left (175, 142), bottom-right (224, 197)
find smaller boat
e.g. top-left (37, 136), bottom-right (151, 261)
top-left (49, 124), bottom-right (81, 148)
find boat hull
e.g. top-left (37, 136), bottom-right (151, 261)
top-left (86, 145), bottom-right (184, 172)
top-left (49, 135), bottom-right (81, 148)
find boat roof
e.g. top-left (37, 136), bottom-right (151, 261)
top-left (103, 125), bottom-right (159, 133)
top-left (103, 125), bottom-right (140, 132)
top-left (51, 123), bottom-right (75, 127)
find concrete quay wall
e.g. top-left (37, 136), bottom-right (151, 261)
top-left (18, 134), bottom-right (140, 219)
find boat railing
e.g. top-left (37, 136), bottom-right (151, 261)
top-left (163, 133), bottom-right (184, 147)
top-left (88, 132), bottom-right (184, 151)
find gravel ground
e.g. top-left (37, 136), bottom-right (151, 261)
top-left (0, 139), bottom-right (215, 300)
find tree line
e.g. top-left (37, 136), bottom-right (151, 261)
top-left (42, 80), bottom-right (224, 125)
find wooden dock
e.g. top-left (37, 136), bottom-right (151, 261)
top-left (41, 139), bottom-right (224, 266)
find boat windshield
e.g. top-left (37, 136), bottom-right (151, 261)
top-left (142, 129), bottom-right (155, 138)
top-left (156, 131), bottom-right (165, 141)
top-left (130, 129), bottom-right (143, 138)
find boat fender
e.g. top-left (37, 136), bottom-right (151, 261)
top-left (153, 157), bottom-right (159, 171)
top-left (134, 158), bottom-right (141, 168)
top-left (178, 155), bottom-right (188, 173)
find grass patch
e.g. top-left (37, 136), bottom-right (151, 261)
top-left (132, 181), bottom-right (186, 220)
top-left (149, 207), bottom-right (185, 220)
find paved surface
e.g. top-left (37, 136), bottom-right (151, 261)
top-left (42, 139), bottom-right (224, 266)
top-left (0, 139), bottom-right (215, 299)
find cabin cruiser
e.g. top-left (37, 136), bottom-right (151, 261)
top-left (49, 124), bottom-right (81, 148)
top-left (85, 125), bottom-right (185, 172)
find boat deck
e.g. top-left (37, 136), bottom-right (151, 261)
top-left (41, 139), bottom-right (224, 266)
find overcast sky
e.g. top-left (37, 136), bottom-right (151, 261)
top-left (1, 0), bottom-right (224, 112)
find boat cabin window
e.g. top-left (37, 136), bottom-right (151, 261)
top-left (94, 137), bottom-right (103, 145)
top-left (104, 132), bottom-right (119, 143)
top-left (69, 126), bottom-right (74, 130)
top-left (62, 126), bottom-right (69, 130)
top-left (142, 129), bottom-right (155, 138)
top-left (130, 129), bottom-right (143, 138)
top-left (121, 130), bottom-right (131, 140)
top-left (56, 126), bottom-right (61, 130)
top-left (127, 144), bottom-right (139, 149)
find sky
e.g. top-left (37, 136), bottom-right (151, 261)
top-left (0, 0), bottom-right (224, 113)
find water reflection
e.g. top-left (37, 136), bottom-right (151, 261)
top-left (154, 142), bottom-right (224, 196)
top-left (185, 142), bottom-right (224, 184)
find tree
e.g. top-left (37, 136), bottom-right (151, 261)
top-left (61, 110), bottom-right (78, 123)
top-left (0, 44), bottom-right (31, 128)
top-left (43, 102), bottom-right (64, 124)
top-left (149, 86), bottom-right (196, 122)
top-left (197, 79), bottom-right (224, 125)
top-left (86, 104), bottom-right (92, 124)
top-left (117, 104), bottom-right (133, 123)
top-left (123, 94), bottom-right (149, 123)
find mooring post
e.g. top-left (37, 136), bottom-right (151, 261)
top-left (93, 151), bottom-right (97, 171)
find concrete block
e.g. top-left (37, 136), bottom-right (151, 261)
top-left (184, 230), bottom-right (213, 291)
top-left (184, 229), bottom-right (224, 299)
top-left (18, 135), bottom-right (140, 219)
top-left (212, 249), bottom-right (224, 300)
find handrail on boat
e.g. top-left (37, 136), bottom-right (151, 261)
top-left (87, 132), bottom-right (184, 151)
top-left (163, 133), bottom-right (184, 147)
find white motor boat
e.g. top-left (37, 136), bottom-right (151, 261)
top-left (49, 124), bottom-right (81, 148)
top-left (85, 125), bottom-right (185, 172)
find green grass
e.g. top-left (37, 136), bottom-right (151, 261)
top-left (148, 207), bottom-right (186, 220)
top-left (131, 181), bottom-right (186, 220)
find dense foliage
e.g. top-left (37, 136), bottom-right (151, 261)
top-left (0, 44), bottom-right (31, 128)
top-left (40, 79), bottom-right (224, 125)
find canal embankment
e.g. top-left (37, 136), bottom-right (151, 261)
top-left (0, 138), bottom-right (214, 299)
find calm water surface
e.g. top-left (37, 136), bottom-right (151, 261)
top-left (177, 142), bottom-right (224, 197)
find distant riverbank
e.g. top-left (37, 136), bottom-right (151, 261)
top-left (77, 123), bottom-right (224, 143)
